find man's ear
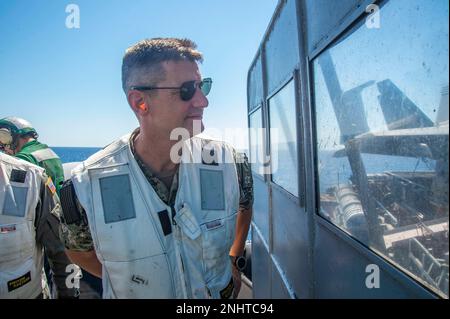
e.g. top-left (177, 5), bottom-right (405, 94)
top-left (128, 90), bottom-right (148, 114)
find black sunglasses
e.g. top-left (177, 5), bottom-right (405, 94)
top-left (131, 78), bottom-right (212, 101)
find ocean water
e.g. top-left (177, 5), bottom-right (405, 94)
top-left (52, 147), bottom-right (101, 164)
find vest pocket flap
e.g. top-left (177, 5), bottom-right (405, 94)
top-left (174, 204), bottom-right (201, 240)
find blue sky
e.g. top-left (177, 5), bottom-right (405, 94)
top-left (0, 0), bottom-right (278, 148)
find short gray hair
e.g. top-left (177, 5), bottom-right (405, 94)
top-left (121, 38), bottom-right (203, 94)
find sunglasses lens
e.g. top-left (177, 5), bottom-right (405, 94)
top-left (200, 78), bottom-right (212, 96)
top-left (179, 78), bottom-right (212, 101)
top-left (180, 81), bottom-right (196, 101)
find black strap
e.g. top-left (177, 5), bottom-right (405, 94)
top-left (157, 210), bottom-right (172, 236)
top-left (60, 180), bottom-right (83, 225)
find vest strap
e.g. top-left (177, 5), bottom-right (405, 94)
top-left (157, 210), bottom-right (172, 236)
top-left (60, 181), bottom-right (83, 225)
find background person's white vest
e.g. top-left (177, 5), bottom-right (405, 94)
top-left (72, 135), bottom-right (239, 298)
top-left (0, 153), bottom-right (45, 299)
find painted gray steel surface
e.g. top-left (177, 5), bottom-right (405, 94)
top-left (247, 0), bottom-right (445, 298)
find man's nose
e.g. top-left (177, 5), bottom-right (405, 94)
top-left (192, 87), bottom-right (209, 109)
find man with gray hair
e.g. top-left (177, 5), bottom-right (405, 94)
top-left (59, 38), bottom-right (253, 298)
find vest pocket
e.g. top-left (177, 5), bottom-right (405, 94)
top-left (0, 221), bottom-right (34, 263)
top-left (201, 213), bottom-right (237, 282)
top-left (2, 185), bottom-right (28, 217)
top-left (98, 174), bottom-right (136, 224)
top-left (0, 257), bottom-right (38, 297)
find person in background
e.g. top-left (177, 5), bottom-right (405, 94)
top-left (59, 37), bottom-right (253, 298)
top-left (0, 152), bottom-right (78, 298)
top-left (0, 117), bottom-right (68, 297)
top-left (0, 117), bottom-right (64, 195)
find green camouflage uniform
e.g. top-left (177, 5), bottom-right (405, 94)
top-left (61, 129), bottom-right (254, 251)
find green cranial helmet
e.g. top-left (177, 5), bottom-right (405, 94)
top-left (0, 117), bottom-right (38, 148)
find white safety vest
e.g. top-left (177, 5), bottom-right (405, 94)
top-left (72, 134), bottom-right (239, 298)
top-left (0, 153), bottom-right (45, 299)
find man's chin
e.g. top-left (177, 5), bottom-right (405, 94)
top-left (185, 119), bottom-right (204, 137)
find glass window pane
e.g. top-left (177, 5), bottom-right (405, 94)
top-left (313, 0), bottom-right (449, 297)
top-left (269, 79), bottom-right (298, 196)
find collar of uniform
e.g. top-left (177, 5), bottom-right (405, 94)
top-left (129, 128), bottom-right (179, 206)
top-left (20, 139), bottom-right (41, 151)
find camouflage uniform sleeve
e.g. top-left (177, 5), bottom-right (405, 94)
top-left (34, 174), bottom-right (78, 298)
top-left (233, 150), bottom-right (254, 211)
top-left (59, 180), bottom-right (95, 252)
